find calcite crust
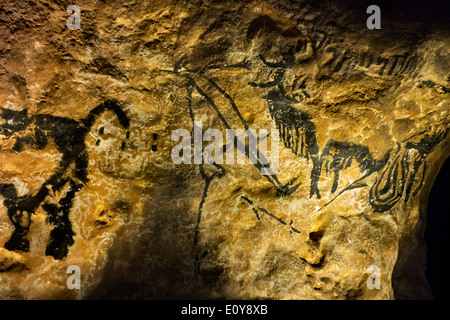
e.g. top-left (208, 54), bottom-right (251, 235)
top-left (0, 0), bottom-right (448, 300)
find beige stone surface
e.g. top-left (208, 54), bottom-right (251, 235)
top-left (0, 0), bottom-right (448, 299)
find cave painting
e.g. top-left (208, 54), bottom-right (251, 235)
top-left (173, 23), bottom-right (449, 274)
top-left (176, 48), bottom-right (447, 205)
top-left (0, 100), bottom-right (130, 259)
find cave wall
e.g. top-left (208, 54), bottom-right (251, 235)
top-left (0, 0), bottom-right (449, 299)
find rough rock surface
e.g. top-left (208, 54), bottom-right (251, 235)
top-left (0, 0), bottom-right (449, 299)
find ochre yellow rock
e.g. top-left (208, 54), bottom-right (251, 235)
top-left (0, 0), bottom-right (449, 300)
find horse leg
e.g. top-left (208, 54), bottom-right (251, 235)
top-left (4, 207), bottom-right (31, 252)
top-left (0, 183), bottom-right (30, 252)
top-left (44, 180), bottom-right (80, 259)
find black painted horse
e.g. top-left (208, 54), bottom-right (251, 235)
top-left (0, 100), bottom-right (130, 259)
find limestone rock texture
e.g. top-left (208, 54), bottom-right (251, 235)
top-left (0, 0), bottom-right (449, 300)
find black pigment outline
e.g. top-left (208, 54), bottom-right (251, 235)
top-left (174, 31), bottom-right (448, 274)
top-left (0, 99), bottom-right (130, 259)
top-left (174, 55), bottom-right (301, 198)
top-left (241, 195), bottom-right (301, 236)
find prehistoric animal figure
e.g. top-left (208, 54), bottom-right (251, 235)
top-left (265, 86), bottom-right (448, 212)
top-left (175, 51), bottom-right (448, 214)
top-left (0, 99), bottom-right (130, 259)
